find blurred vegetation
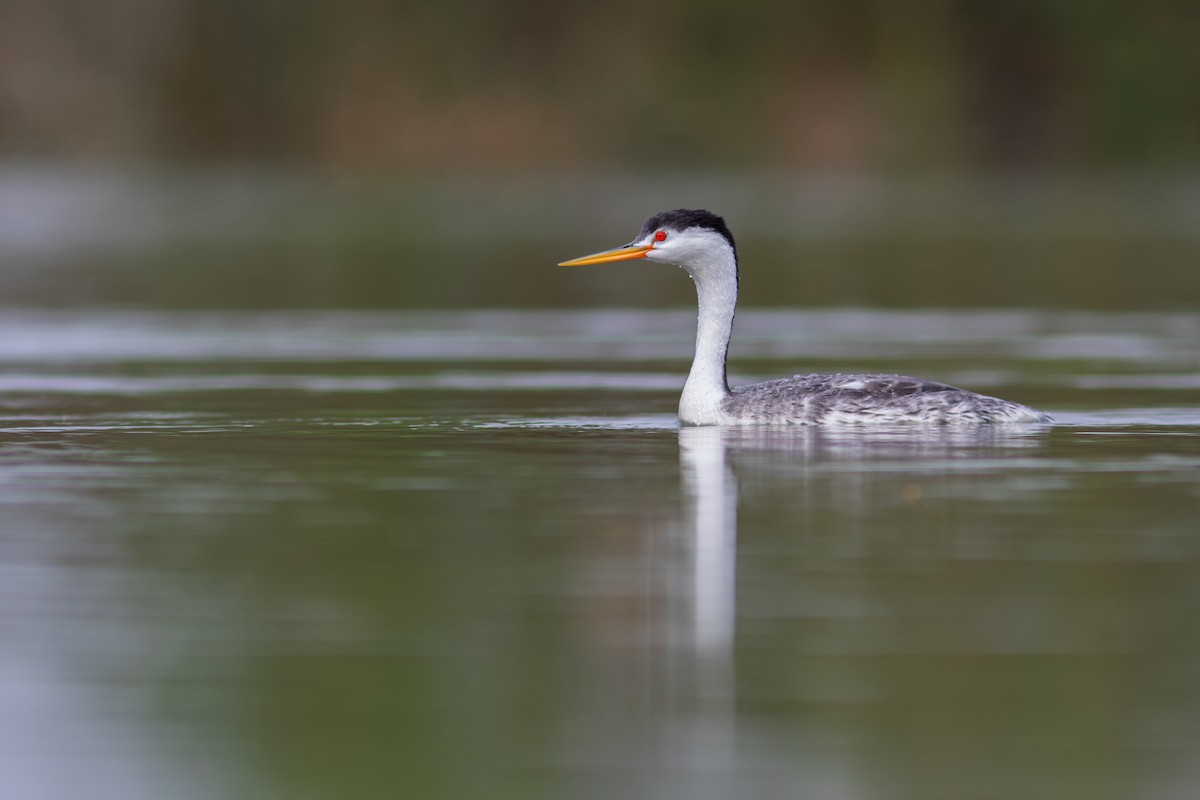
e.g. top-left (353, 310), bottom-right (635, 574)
top-left (2, 0), bottom-right (1199, 309)
top-left (3, 0), bottom-right (1198, 172)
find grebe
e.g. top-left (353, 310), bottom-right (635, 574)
top-left (558, 208), bottom-right (1051, 426)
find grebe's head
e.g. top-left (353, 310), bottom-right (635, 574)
top-left (558, 209), bottom-right (738, 281)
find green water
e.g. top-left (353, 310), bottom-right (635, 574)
top-left (2, 309), bottom-right (1199, 800)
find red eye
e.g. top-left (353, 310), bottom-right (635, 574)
top-left (654, 230), bottom-right (667, 242)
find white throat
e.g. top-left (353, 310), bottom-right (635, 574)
top-left (674, 242), bottom-right (737, 426)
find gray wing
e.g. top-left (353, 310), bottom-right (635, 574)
top-left (723, 373), bottom-right (1049, 424)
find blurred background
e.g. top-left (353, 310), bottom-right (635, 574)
top-left (5, 5), bottom-right (1200, 800)
top-left (3, 0), bottom-right (1198, 310)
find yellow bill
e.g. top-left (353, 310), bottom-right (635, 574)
top-left (558, 244), bottom-right (652, 267)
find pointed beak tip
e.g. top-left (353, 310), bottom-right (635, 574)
top-left (555, 245), bottom-right (652, 268)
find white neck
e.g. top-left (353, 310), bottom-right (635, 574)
top-left (678, 248), bottom-right (737, 425)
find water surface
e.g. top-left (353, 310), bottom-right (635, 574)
top-left (1, 308), bottom-right (1198, 800)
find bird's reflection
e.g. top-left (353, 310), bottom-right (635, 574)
top-left (679, 427), bottom-right (738, 657)
top-left (675, 422), bottom-right (1051, 777)
top-left (676, 422), bottom-right (1050, 662)
top-left (707, 421), bottom-right (1048, 460)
